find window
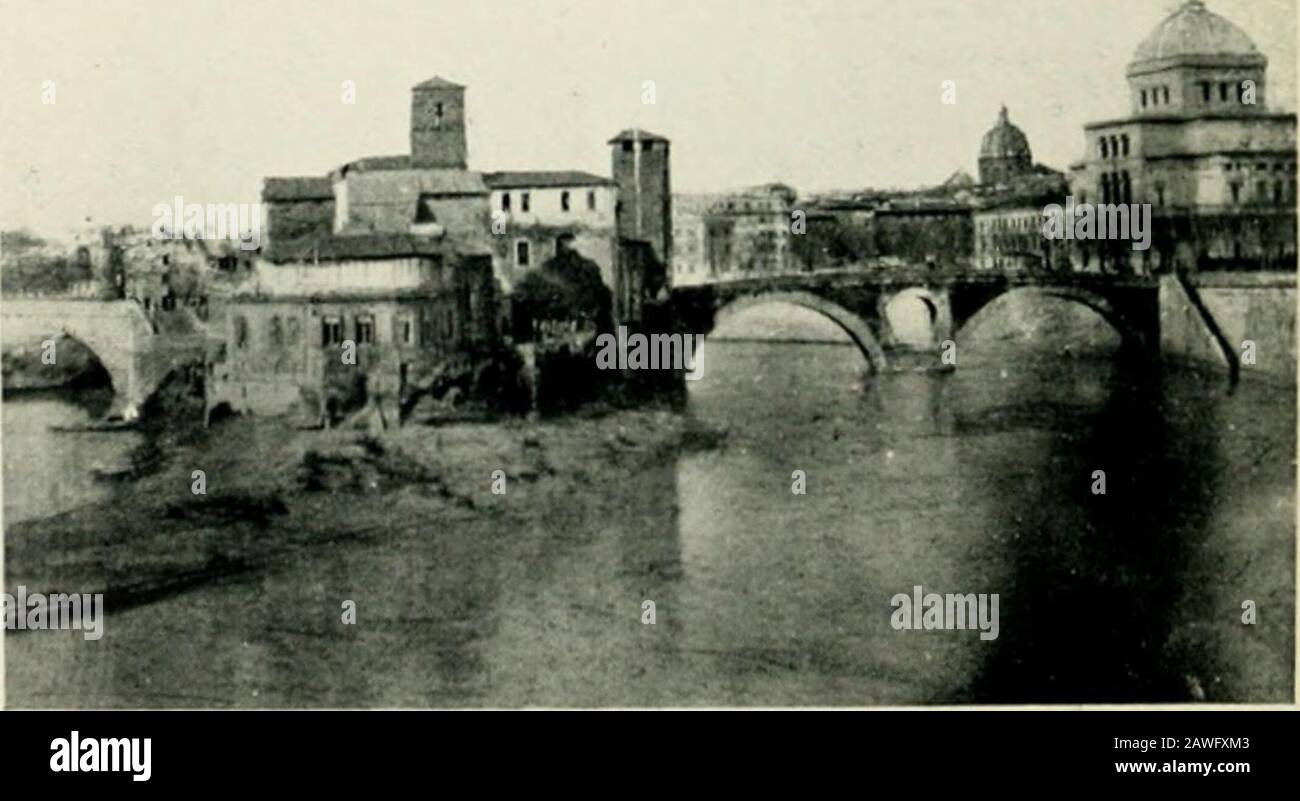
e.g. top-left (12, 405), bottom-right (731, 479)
top-left (1100, 138), bottom-right (1109, 158)
top-left (1110, 135), bottom-right (1119, 158)
top-left (1121, 172), bottom-right (1132, 204)
top-left (1230, 183), bottom-right (1241, 204)
top-left (401, 318), bottom-right (414, 345)
top-left (521, 192), bottom-right (530, 212)
top-left (234, 315), bottom-right (249, 348)
top-left (501, 192), bottom-right (511, 212)
top-left (1121, 134), bottom-right (1130, 157)
top-left (1220, 83), bottom-right (1229, 102)
top-left (516, 240), bottom-right (530, 267)
top-left (1162, 86), bottom-right (1170, 104)
top-left (322, 316), bottom-right (342, 346)
top-left (354, 315), bottom-right (374, 344)
top-left (1141, 89), bottom-right (1147, 108)
top-left (642, 141), bottom-right (654, 152)
top-left (1201, 82), bottom-right (1212, 103)
top-left (561, 191), bottom-right (570, 212)
top-left (622, 141), bottom-right (633, 152)
top-left (434, 102), bottom-right (444, 128)
top-left (414, 196), bottom-right (438, 223)
top-left (587, 190), bottom-right (596, 211)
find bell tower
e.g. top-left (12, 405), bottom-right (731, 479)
top-left (410, 77), bottom-right (468, 169)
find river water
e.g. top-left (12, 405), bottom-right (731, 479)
top-left (2, 388), bottom-right (141, 526)
top-left (4, 302), bottom-right (1295, 705)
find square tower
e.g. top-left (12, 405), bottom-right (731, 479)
top-left (609, 128), bottom-right (671, 266)
top-left (411, 77), bottom-right (468, 169)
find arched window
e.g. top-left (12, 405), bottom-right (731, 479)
top-left (1100, 138), bottom-right (1109, 158)
top-left (1121, 134), bottom-right (1130, 157)
top-left (1162, 86), bottom-right (1170, 104)
top-left (1110, 136), bottom-right (1119, 159)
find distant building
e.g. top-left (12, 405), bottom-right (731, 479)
top-left (979, 106), bottom-right (1035, 185)
top-left (1067, 0), bottom-right (1296, 272)
top-left (670, 183), bottom-right (797, 285)
top-left (972, 173), bottom-right (1070, 272)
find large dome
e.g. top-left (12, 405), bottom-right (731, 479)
top-left (980, 106), bottom-right (1031, 160)
top-left (1130, 1), bottom-right (1264, 70)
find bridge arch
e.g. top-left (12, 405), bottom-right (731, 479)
top-left (711, 290), bottom-right (888, 370)
top-left (882, 286), bottom-right (951, 348)
top-left (953, 285), bottom-right (1147, 351)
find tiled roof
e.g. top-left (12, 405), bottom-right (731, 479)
top-left (263, 177), bottom-right (334, 201)
top-left (482, 170), bottom-right (616, 189)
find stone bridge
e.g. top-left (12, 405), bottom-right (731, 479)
top-left (668, 268), bottom-right (1161, 371)
top-left (0, 298), bottom-right (206, 418)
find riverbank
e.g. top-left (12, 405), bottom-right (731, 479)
top-left (4, 404), bottom-right (727, 706)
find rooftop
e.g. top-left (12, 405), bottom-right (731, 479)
top-left (263, 176), bottom-right (334, 201)
top-left (1129, 0), bottom-right (1265, 73)
top-left (412, 76), bottom-right (465, 90)
top-left (482, 170), bottom-right (617, 189)
top-left (607, 128), bottom-right (670, 144)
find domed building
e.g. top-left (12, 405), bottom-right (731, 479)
top-left (978, 106), bottom-right (1034, 185)
top-left (1069, 0), bottom-right (1295, 272)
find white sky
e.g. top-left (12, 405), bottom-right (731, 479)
top-left (1, 0), bottom-right (1294, 238)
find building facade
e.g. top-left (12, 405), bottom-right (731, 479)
top-left (670, 184), bottom-right (798, 285)
top-left (1067, 0), bottom-right (1297, 273)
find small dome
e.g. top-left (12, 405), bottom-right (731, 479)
top-left (1130, 1), bottom-right (1263, 69)
top-left (980, 106), bottom-right (1031, 161)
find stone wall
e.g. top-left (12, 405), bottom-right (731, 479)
top-left (1158, 272), bottom-right (1296, 381)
